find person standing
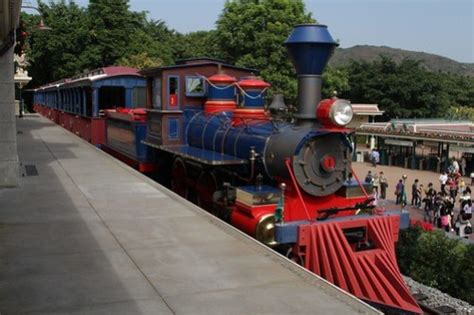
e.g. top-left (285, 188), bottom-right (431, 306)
top-left (370, 149), bottom-right (380, 167)
top-left (411, 179), bottom-right (421, 208)
top-left (461, 155), bottom-right (467, 176)
top-left (423, 183), bottom-right (435, 223)
top-left (462, 199), bottom-right (473, 220)
top-left (379, 171), bottom-right (387, 199)
top-left (419, 184), bottom-right (424, 208)
top-left (445, 196), bottom-right (455, 230)
top-left (439, 171), bottom-right (448, 195)
top-left (456, 213), bottom-right (472, 239)
top-left (440, 205), bottom-right (451, 232)
top-left (452, 158), bottom-right (460, 174)
top-left (447, 176), bottom-right (457, 199)
top-left (395, 179), bottom-right (405, 205)
top-left (365, 170), bottom-right (373, 184)
top-left (459, 178), bottom-right (466, 196)
top-left (372, 172), bottom-right (380, 198)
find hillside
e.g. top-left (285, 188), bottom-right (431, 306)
top-left (330, 45), bottom-right (474, 77)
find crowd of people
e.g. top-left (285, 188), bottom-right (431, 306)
top-left (363, 161), bottom-right (473, 239)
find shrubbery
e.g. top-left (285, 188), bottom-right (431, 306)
top-left (396, 226), bottom-right (474, 304)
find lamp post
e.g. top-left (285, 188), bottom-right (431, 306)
top-left (21, 5), bottom-right (53, 31)
top-left (14, 5), bottom-right (52, 117)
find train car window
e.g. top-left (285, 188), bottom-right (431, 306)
top-left (85, 89), bottom-right (92, 117)
top-left (168, 76), bottom-right (179, 108)
top-left (169, 77), bottom-right (178, 95)
top-left (98, 86), bottom-right (125, 110)
top-left (133, 87), bottom-right (147, 108)
top-left (185, 76), bottom-right (205, 97)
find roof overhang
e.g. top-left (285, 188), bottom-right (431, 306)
top-left (0, 0), bottom-right (21, 56)
top-left (351, 104), bottom-right (384, 116)
top-left (357, 120), bottom-right (474, 146)
top-left (139, 61), bottom-right (258, 77)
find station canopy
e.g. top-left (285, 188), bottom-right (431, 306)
top-left (357, 119), bottom-right (474, 146)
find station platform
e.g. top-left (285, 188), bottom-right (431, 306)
top-left (0, 115), bottom-right (380, 315)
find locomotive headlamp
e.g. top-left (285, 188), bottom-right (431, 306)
top-left (331, 100), bottom-right (353, 126)
top-left (316, 99), bottom-right (354, 127)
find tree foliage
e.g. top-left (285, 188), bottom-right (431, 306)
top-left (322, 66), bottom-right (350, 98)
top-left (215, 0), bottom-right (314, 101)
top-left (83, 0), bottom-right (142, 68)
top-left (24, 0), bottom-right (181, 85)
top-left (24, 1), bottom-right (89, 86)
top-left (397, 227), bottom-right (474, 304)
top-left (342, 56), bottom-right (474, 119)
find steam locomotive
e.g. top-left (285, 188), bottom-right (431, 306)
top-left (32, 24), bottom-right (422, 314)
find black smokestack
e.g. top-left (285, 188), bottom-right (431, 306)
top-left (284, 24), bottom-right (338, 124)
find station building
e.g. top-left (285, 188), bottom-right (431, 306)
top-left (356, 119), bottom-right (474, 175)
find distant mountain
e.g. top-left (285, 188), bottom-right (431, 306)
top-left (330, 45), bottom-right (474, 77)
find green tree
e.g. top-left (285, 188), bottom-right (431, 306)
top-left (120, 19), bottom-right (177, 67)
top-left (322, 66), bottom-right (350, 98)
top-left (395, 225), bottom-right (423, 274)
top-left (215, 0), bottom-right (315, 102)
top-left (396, 227), bottom-right (474, 304)
top-left (118, 52), bottom-right (163, 70)
top-left (174, 30), bottom-right (223, 60)
top-left (82, 0), bottom-right (145, 68)
top-left (452, 106), bottom-right (474, 121)
top-left (24, 1), bottom-right (179, 86)
top-left (25, 1), bottom-right (89, 86)
top-left (410, 231), bottom-right (464, 292)
top-left (458, 244), bottom-right (474, 304)
top-left (344, 56), bottom-right (454, 118)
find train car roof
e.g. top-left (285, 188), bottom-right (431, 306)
top-left (139, 57), bottom-right (258, 76)
top-left (34, 66), bottom-right (143, 91)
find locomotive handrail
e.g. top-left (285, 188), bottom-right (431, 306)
top-left (284, 158), bottom-right (312, 221)
top-left (185, 110), bottom-right (203, 144)
top-left (201, 111), bottom-right (233, 150)
top-left (349, 165), bottom-right (370, 199)
top-left (196, 73), bottom-right (269, 100)
top-left (196, 73), bottom-right (235, 90)
top-left (234, 83), bottom-right (269, 100)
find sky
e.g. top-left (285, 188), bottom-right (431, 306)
top-left (30, 0), bottom-right (474, 63)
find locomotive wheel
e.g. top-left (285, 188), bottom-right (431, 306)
top-left (196, 170), bottom-right (218, 212)
top-left (286, 247), bottom-right (304, 266)
top-left (171, 157), bottom-right (188, 198)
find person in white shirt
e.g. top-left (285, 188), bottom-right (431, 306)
top-left (463, 199), bottom-right (472, 220)
top-left (372, 173), bottom-right (380, 198)
top-left (452, 158), bottom-right (460, 174)
top-left (439, 172), bottom-right (448, 195)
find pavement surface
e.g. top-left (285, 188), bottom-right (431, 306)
top-left (0, 115), bottom-right (379, 315)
